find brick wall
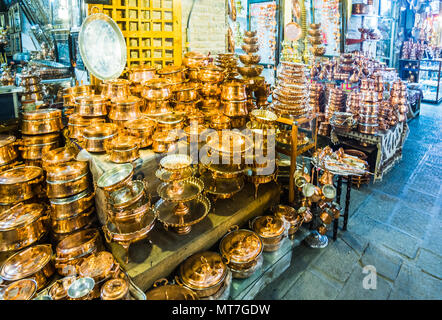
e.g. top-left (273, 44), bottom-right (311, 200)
top-left (181, 0), bottom-right (227, 55)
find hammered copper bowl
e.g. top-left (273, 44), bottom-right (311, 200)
top-left (237, 65), bottom-right (263, 77)
top-left (82, 123), bottom-right (119, 153)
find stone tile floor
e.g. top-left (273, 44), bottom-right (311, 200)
top-left (256, 103), bottom-right (442, 300)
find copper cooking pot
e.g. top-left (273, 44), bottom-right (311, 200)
top-left (222, 100), bottom-right (248, 117)
top-left (174, 82), bottom-right (199, 102)
top-left (51, 207), bottom-right (95, 234)
top-left (157, 65), bottom-right (187, 84)
top-left (82, 123), bottom-right (119, 153)
top-left (141, 78), bottom-right (173, 101)
top-left (0, 244), bottom-right (55, 290)
top-left (49, 189), bottom-right (95, 220)
top-left (100, 278), bottom-right (130, 300)
top-left (127, 65), bottom-right (157, 83)
top-left (0, 203), bottom-right (49, 252)
top-left (221, 80), bottom-right (247, 101)
top-left (21, 108), bottom-right (63, 135)
top-left (198, 65), bottom-right (225, 83)
top-left (273, 205), bottom-right (303, 237)
top-left (108, 96), bottom-right (142, 123)
top-left (182, 51), bottom-right (209, 69)
top-left (41, 147), bottom-right (78, 171)
top-left (124, 118), bottom-right (156, 148)
top-left (143, 100), bottom-right (172, 115)
top-left (105, 134), bottom-right (141, 164)
top-left (46, 161), bottom-right (90, 199)
top-left (68, 114), bottom-right (106, 141)
top-left (101, 79), bottom-right (131, 100)
top-left (0, 166), bottom-right (44, 204)
top-left (200, 82), bottom-right (221, 96)
top-left (152, 131), bottom-right (178, 153)
top-left (209, 115), bottom-right (231, 130)
top-left (64, 85), bottom-right (93, 97)
top-left (250, 216), bottom-right (285, 252)
top-left (0, 135), bottom-right (18, 167)
top-left (74, 95), bottom-right (108, 117)
top-left (106, 197), bottom-right (154, 234)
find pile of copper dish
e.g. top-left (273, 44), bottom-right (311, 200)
top-left (97, 163), bottom-right (156, 263)
top-left (246, 109), bottom-right (278, 198)
top-left (141, 78), bottom-right (173, 116)
top-left (198, 64), bottom-right (225, 117)
top-left (325, 87), bottom-right (345, 121)
top-left (42, 147), bottom-right (97, 242)
top-left (308, 23), bottom-right (326, 57)
top-left (215, 53), bottom-right (239, 80)
top-left (182, 51), bottom-right (209, 83)
top-left (151, 112), bottom-right (184, 153)
top-left (200, 130), bottom-right (252, 204)
top-left (221, 80), bottom-right (248, 128)
top-left (20, 108), bottom-right (63, 167)
top-left (20, 66), bottom-right (44, 108)
top-left (271, 61), bottom-right (311, 119)
top-left (343, 149), bottom-right (371, 188)
top-left (358, 79), bottom-right (379, 135)
top-left (238, 30), bottom-right (267, 108)
top-left (127, 64), bottom-right (157, 97)
top-left (390, 79), bottom-right (408, 123)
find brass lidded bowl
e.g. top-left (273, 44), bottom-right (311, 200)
top-left (106, 134), bottom-right (141, 164)
top-left (100, 278), bottom-right (130, 300)
top-left (82, 123), bottom-right (118, 153)
top-left (0, 244), bottom-right (55, 290)
top-left (219, 227), bottom-right (263, 270)
top-left (251, 215), bottom-right (285, 252)
top-left (97, 163), bottom-right (134, 193)
top-left (109, 96), bottom-right (142, 122)
top-left (178, 251), bottom-right (228, 298)
top-left (2, 278), bottom-right (38, 300)
top-left (68, 114), bottom-right (106, 141)
top-left (101, 79), bottom-right (131, 100)
top-left (0, 202), bottom-right (48, 252)
top-left (0, 166), bottom-right (44, 204)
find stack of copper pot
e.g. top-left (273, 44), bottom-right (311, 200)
top-left (74, 95), bottom-right (108, 122)
top-left (63, 83), bottom-right (94, 117)
top-left (109, 96), bottom-right (143, 128)
top-left (44, 151), bottom-right (95, 242)
top-left (358, 79), bottom-right (379, 135)
top-left (390, 79), bottom-right (408, 123)
top-left (20, 68), bottom-right (44, 105)
top-left (100, 79), bottom-right (131, 102)
top-left (215, 53), bottom-right (239, 81)
top-left (97, 163), bottom-right (155, 263)
top-left (238, 30), bottom-right (267, 108)
top-left (221, 80), bottom-right (248, 128)
top-left (127, 64), bottom-right (157, 97)
top-left (337, 53), bottom-right (355, 80)
top-left (310, 82), bottom-right (326, 114)
top-left (141, 78), bottom-right (173, 116)
top-left (308, 23), bottom-right (326, 57)
top-left (173, 82), bottom-right (204, 125)
top-left (182, 51), bottom-right (209, 82)
top-left (246, 109), bottom-right (278, 198)
top-left (198, 65), bottom-right (225, 117)
top-left (325, 87), bottom-right (345, 121)
top-left (157, 65), bottom-right (187, 93)
top-left (20, 108), bottom-right (63, 167)
top-left (151, 112), bottom-right (184, 153)
top-left (346, 91), bottom-right (361, 122)
top-left (81, 123), bottom-right (118, 154)
top-left (271, 61), bottom-right (311, 118)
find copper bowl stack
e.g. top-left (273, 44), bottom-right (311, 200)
top-left (325, 87), bottom-right (345, 121)
top-left (308, 23), bottom-right (326, 57)
top-left (197, 65), bottom-right (225, 116)
top-left (358, 89), bottom-right (379, 135)
top-left (271, 61), bottom-right (311, 118)
top-left (141, 78), bottom-right (173, 116)
top-left (127, 65), bottom-right (157, 97)
top-left (97, 164), bottom-right (156, 263)
top-left (45, 160), bottom-right (95, 238)
top-left (389, 80), bottom-right (408, 123)
top-left (63, 84), bottom-right (94, 117)
top-left (378, 100), bottom-right (398, 131)
top-left (221, 80), bottom-right (248, 128)
top-left (82, 123), bottom-right (119, 153)
top-left (215, 53), bottom-right (239, 80)
top-left (173, 81), bottom-right (201, 120)
top-left (20, 108), bottom-right (63, 167)
top-left (105, 134), bottom-right (141, 164)
top-left (108, 96), bottom-right (143, 127)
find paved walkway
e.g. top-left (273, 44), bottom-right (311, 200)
top-left (256, 103), bottom-right (442, 300)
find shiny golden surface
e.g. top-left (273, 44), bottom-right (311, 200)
top-left (78, 251), bottom-right (117, 283)
top-left (100, 278), bottom-right (130, 300)
top-left (251, 215), bottom-right (285, 238)
top-left (2, 279), bottom-right (37, 300)
top-left (219, 229), bottom-right (262, 264)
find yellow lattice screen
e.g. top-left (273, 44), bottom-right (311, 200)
top-left (88, 0), bottom-right (182, 69)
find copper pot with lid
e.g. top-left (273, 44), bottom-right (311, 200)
top-left (0, 202), bottom-right (49, 252)
top-left (177, 251), bottom-right (228, 298)
top-left (100, 278), bottom-right (130, 300)
top-left (1, 278), bottom-right (38, 300)
top-left (109, 96), bottom-right (142, 124)
top-left (49, 189), bottom-right (95, 222)
top-left (250, 215), bottom-right (285, 252)
top-left (74, 95), bottom-right (108, 117)
top-left (0, 134), bottom-right (18, 167)
top-left (0, 166), bottom-right (44, 204)
top-left (221, 80), bottom-right (247, 101)
top-left (51, 207), bottom-right (95, 234)
top-left (0, 244), bottom-right (55, 290)
top-left (273, 204), bottom-right (303, 238)
top-left (46, 161), bottom-right (90, 198)
top-left (222, 100), bottom-right (248, 117)
top-left (21, 108), bottom-right (63, 135)
top-left (82, 123), bottom-right (119, 153)
top-left (19, 133), bottom-right (60, 160)
top-left (42, 146), bottom-right (78, 170)
top-left (105, 134), bottom-right (141, 164)
top-left (219, 226), bottom-right (263, 276)
top-left (68, 114), bottom-right (106, 141)
top-left (141, 78), bottom-right (173, 101)
top-left (124, 118), bottom-right (156, 148)
top-left (145, 278), bottom-right (198, 300)
top-left (78, 251), bottom-right (120, 285)
top-left (174, 82), bottom-right (200, 102)
top-left (101, 79), bottom-right (131, 100)
top-left (127, 65), bottom-right (157, 84)
top-left (96, 163), bottom-right (134, 194)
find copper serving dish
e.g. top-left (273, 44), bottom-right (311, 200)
top-left (177, 251), bottom-right (228, 298)
top-left (101, 79), bottom-right (131, 100)
top-left (106, 134), bottom-right (141, 163)
top-left (0, 135), bottom-right (18, 166)
top-left (198, 65), bottom-right (225, 83)
top-left (74, 95), bottom-right (108, 117)
top-left (55, 229), bottom-right (102, 277)
top-left (0, 244), bottom-right (55, 290)
top-left (1, 278), bottom-right (37, 300)
top-left (222, 100), bottom-right (248, 117)
top-left (46, 161), bottom-right (89, 198)
top-left (219, 226), bottom-right (263, 274)
top-left (109, 96), bottom-right (142, 123)
top-left (41, 147), bottom-right (78, 170)
top-left (146, 279), bottom-right (198, 300)
top-left (157, 65), bottom-right (187, 84)
top-left (101, 278), bottom-right (130, 300)
top-left (96, 163), bottom-right (134, 193)
top-left (250, 215), bottom-right (285, 252)
top-left (124, 118), bottom-right (156, 148)
top-left (273, 205), bottom-right (303, 238)
top-left (175, 82), bottom-right (199, 102)
top-left (19, 133), bottom-right (60, 160)
top-left (0, 166), bottom-right (44, 204)
top-left (49, 189), bottom-right (95, 220)
top-left (142, 78), bottom-right (173, 101)
top-left (51, 207), bottom-right (95, 234)
top-left (0, 203), bottom-right (49, 252)
top-left (358, 123), bottom-right (378, 134)
top-left (68, 114), bottom-right (106, 141)
top-left (128, 65), bottom-right (157, 83)
top-left (82, 123), bottom-right (119, 153)
top-left (21, 108), bottom-right (63, 135)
